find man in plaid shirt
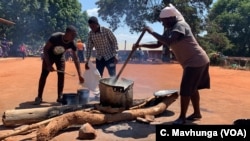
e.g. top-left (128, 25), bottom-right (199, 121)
top-left (85, 16), bottom-right (119, 77)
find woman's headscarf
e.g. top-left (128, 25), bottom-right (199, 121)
top-left (159, 4), bottom-right (185, 21)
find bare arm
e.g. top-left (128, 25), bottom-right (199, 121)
top-left (43, 42), bottom-right (54, 71)
top-left (150, 31), bottom-right (183, 46)
top-left (71, 50), bottom-right (84, 83)
top-left (138, 41), bottom-right (162, 49)
top-left (143, 26), bottom-right (184, 46)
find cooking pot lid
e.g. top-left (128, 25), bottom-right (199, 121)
top-left (154, 89), bottom-right (178, 97)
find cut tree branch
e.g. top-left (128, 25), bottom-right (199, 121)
top-left (37, 93), bottom-right (178, 141)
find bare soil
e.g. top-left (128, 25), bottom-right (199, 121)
top-left (0, 57), bottom-right (250, 141)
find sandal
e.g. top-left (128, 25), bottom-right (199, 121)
top-left (57, 95), bottom-right (64, 104)
top-left (186, 114), bottom-right (202, 121)
top-left (172, 118), bottom-right (186, 125)
top-left (34, 97), bottom-right (42, 105)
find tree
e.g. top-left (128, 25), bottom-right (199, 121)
top-left (95, 0), bottom-right (213, 36)
top-left (0, 0), bottom-right (89, 56)
top-left (208, 0), bottom-right (250, 56)
top-left (200, 21), bottom-right (233, 55)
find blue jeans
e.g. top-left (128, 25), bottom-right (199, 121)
top-left (96, 57), bottom-right (116, 77)
top-left (77, 50), bottom-right (84, 63)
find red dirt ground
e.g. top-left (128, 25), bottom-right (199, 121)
top-left (0, 57), bottom-right (250, 141)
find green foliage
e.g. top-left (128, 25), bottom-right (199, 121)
top-left (96, 0), bottom-right (213, 35)
top-left (208, 52), bottom-right (226, 66)
top-left (0, 0), bottom-right (89, 56)
top-left (200, 30), bottom-right (234, 54)
top-left (208, 0), bottom-right (250, 57)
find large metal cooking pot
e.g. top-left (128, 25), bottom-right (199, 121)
top-left (99, 77), bottom-right (134, 109)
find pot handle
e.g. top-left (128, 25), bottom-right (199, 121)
top-left (113, 86), bottom-right (125, 93)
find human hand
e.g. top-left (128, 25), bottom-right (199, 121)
top-left (132, 43), bottom-right (140, 50)
top-left (85, 62), bottom-right (89, 70)
top-left (143, 26), bottom-right (154, 34)
top-left (114, 56), bottom-right (119, 64)
top-left (79, 76), bottom-right (84, 83)
top-left (47, 66), bottom-right (55, 72)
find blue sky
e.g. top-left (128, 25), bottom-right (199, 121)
top-left (79, 0), bottom-right (163, 50)
top-left (79, 0), bottom-right (217, 50)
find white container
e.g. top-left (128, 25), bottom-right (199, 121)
top-left (82, 60), bottom-right (101, 91)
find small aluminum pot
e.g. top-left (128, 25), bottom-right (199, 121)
top-left (62, 93), bottom-right (78, 105)
top-left (77, 88), bottom-right (90, 105)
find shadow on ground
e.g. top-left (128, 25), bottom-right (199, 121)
top-left (16, 101), bottom-right (61, 109)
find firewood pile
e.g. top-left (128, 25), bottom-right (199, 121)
top-left (0, 93), bottom-right (178, 141)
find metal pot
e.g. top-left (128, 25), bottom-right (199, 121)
top-left (62, 93), bottom-right (78, 105)
top-left (62, 89), bottom-right (90, 106)
top-left (77, 88), bottom-right (90, 105)
top-left (99, 77), bottom-right (134, 109)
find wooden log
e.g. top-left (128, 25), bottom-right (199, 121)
top-left (0, 117), bottom-right (57, 140)
top-left (2, 96), bottom-right (153, 127)
top-left (36, 93), bottom-right (178, 141)
top-left (2, 105), bottom-right (79, 126)
top-left (129, 96), bottom-right (155, 110)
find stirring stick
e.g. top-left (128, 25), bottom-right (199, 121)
top-left (56, 70), bottom-right (76, 77)
top-left (113, 30), bottom-right (146, 84)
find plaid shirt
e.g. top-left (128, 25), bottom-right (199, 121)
top-left (86, 26), bottom-right (118, 61)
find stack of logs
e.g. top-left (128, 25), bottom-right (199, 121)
top-left (0, 92), bottom-right (178, 141)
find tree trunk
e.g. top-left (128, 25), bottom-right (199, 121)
top-left (37, 93), bottom-right (178, 141)
top-left (2, 105), bottom-right (79, 126)
top-left (0, 117), bottom-right (56, 140)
